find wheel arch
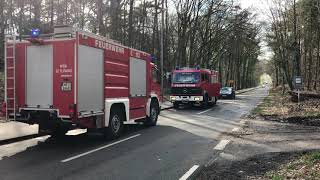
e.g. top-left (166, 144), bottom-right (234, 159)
top-left (146, 94), bottom-right (160, 117)
top-left (105, 98), bottom-right (129, 127)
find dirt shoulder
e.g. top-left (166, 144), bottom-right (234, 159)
top-left (196, 87), bottom-right (320, 180)
top-left (252, 87), bottom-right (320, 125)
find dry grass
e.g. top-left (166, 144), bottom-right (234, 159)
top-left (252, 87), bottom-right (320, 119)
top-left (267, 152), bottom-right (320, 180)
top-left (252, 87), bottom-right (320, 179)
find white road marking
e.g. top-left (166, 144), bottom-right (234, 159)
top-left (231, 127), bottom-right (239, 132)
top-left (61, 134), bottom-right (141, 163)
top-left (66, 129), bottom-right (87, 136)
top-left (35, 136), bottom-right (47, 140)
top-left (179, 165), bottom-right (200, 180)
top-left (213, 140), bottom-right (230, 151)
top-left (197, 108), bottom-right (213, 115)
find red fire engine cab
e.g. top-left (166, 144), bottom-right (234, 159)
top-left (3, 26), bottom-right (161, 138)
top-left (170, 67), bottom-right (221, 109)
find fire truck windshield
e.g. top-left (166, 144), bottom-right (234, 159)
top-left (172, 72), bottom-right (200, 84)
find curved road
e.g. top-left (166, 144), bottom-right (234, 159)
top-left (0, 87), bottom-right (268, 180)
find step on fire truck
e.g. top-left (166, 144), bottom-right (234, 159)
top-left (170, 67), bottom-right (221, 109)
top-left (3, 26), bottom-right (161, 138)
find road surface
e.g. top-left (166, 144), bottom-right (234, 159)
top-left (0, 87), bottom-right (268, 180)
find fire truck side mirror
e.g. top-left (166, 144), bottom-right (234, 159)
top-left (152, 67), bottom-right (161, 84)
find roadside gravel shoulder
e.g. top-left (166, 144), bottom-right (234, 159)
top-left (197, 115), bottom-right (320, 180)
top-left (197, 86), bottom-right (320, 180)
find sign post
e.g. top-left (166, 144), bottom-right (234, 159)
top-left (293, 76), bottom-right (303, 103)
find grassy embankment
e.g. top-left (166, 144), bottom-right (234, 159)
top-left (252, 87), bottom-right (320, 180)
top-left (252, 87), bottom-right (320, 119)
top-left (267, 152), bottom-right (320, 180)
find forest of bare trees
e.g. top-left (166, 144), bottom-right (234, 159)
top-left (267, 0), bottom-right (320, 91)
top-left (0, 0), bottom-right (262, 89)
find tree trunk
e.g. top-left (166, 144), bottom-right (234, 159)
top-left (304, 43), bottom-right (307, 79)
top-left (307, 47), bottom-right (313, 90)
top-left (110, 0), bottom-right (120, 40)
top-left (275, 64), bottom-right (279, 87)
top-left (152, 0), bottom-right (158, 57)
top-left (50, 0), bottom-right (54, 29)
top-left (219, 59), bottom-right (222, 85)
top-left (96, 0), bottom-right (105, 36)
top-left (32, 0), bottom-right (41, 28)
top-left (0, 0), bottom-right (5, 71)
top-left (314, 36), bottom-right (320, 90)
top-left (18, 0), bottom-right (25, 37)
top-left (128, 0), bottom-right (134, 47)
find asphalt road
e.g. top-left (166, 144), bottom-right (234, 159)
top-left (0, 87), bottom-right (269, 180)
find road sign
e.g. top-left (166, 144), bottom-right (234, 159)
top-left (295, 76), bottom-right (302, 84)
top-left (293, 76), bottom-right (303, 103)
top-left (294, 76), bottom-right (303, 90)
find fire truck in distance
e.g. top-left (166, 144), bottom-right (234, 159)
top-left (170, 67), bottom-right (221, 109)
top-left (3, 26), bottom-right (161, 139)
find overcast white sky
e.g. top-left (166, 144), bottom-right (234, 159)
top-left (239, 0), bottom-right (270, 21)
top-left (240, 0), bottom-right (267, 9)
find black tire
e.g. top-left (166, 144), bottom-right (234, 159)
top-left (104, 108), bottom-right (124, 139)
top-left (173, 102), bottom-right (180, 109)
top-left (208, 97), bottom-right (213, 106)
top-left (212, 96), bottom-right (217, 105)
top-left (51, 126), bottom-right (68, 139)
top-left (144, 100), bottom-right (159, 126)
top-left (201, 94), bottom-right (209, 108)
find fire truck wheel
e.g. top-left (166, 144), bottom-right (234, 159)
top-left (173, 102), bottom-right (179, 109)
top-left (212, 97), bottom-right (217, 105)
top-left (105, 109), bottom-right (124, 139)
top-left (202, 94), bottom-right (209, 108)
top-left (51, 126), bottom-right (68, 138)
top-left (145, 100), bottom-right (159, 126)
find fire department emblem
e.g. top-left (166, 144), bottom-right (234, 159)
top-left (183, 88), bottom-right (188, 93)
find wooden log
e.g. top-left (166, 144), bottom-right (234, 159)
top-left (289, 91), bottom-right (320, 102)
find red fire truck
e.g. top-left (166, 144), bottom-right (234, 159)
top-left (170, 67), bottom-right (221, 109)
top-left (3, 26), bottom-right (161, 138)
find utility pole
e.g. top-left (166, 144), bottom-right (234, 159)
top-left (160, 0), bottom-right (164, 98)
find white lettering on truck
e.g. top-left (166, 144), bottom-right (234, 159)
top-left (95, 39), bottom-right (125, 54)
top-left (56, 64), bottom-right (73, 76)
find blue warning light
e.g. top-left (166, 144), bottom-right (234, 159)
top-left (31, 28), bottom-right (40, 38)
top-left (151, 54), bottom-right (156, 63)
